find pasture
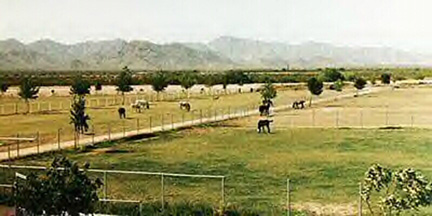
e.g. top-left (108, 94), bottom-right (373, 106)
top-left (4, 86), bottom-right (432, 215)
top-left (0, 85), bottom-right (352, 154)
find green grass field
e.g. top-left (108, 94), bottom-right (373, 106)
top-left (6, 122), bottom-right (432, 215)
top-left (3, 87), bottom-right (432, 215)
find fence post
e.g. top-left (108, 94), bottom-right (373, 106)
top-left (37, 102), bottom-right (41, 112)
top-left (16, 133), bottom-right (20, 158)
top-left (336, 109), bottom-right (339, 128)
top-left (8, 146), bottom-right (11, 161)
top-left (358, 182), bottom-right (362, 216)
top-left (48, 102), bottom-right (52, 111)
top-left (122, 120), bottom-right (126, 137)
top-left (104, 171), bottom-right (108, 199)
top-left (91, 125), bottom-right (95, 145)
top-left (228, 107), bottom-right (231, 118)
top-left (57, 129), bottom-right (61, 150)
top-left (37, 131), bottom-right (40, 153)
top-left (136, 118), bottom-right (140, 134)
top-left (214, 109), bottom-right (217, 121)
top-left (171, 113), bottom-right (174, 129)
top-left (200, 109), bottom-right (203, 124)
top-left (182, 113), bottom-right (185, 125)
top-left (161, 174), bottom-right (165, 211)
top-left (411, 115), bottom-right (414, 128)
top-left (108, 124), bottom-right (111, 142)
top-left (287, 178), bottom-right (291, 216)
top-left (221, 177), bottom-right (225, 208)
top-left (1, 105), bottom-right (4, 115)
top-left (385, 106), bottom-right (389, 126)
top-left (149, 116), bottom-right (153, 132)
top-left (15, 103), bottom-right (18, 114)
top-left (161, 114), bottom-right (164, 131)
top-left (360, 109), bottom-right (363, 128)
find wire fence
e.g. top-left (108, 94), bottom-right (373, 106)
top-left (0, 102), bottom-right (260, 161)
top-left (0, 89), bottom-right (243, 116)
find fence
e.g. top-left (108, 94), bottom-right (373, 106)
top-left (0, 164), bottom-right (225, 215)
top-left (0, 165), bottom-right (370, 215)
top-left (0, 89), bottom-right (244, 116)
top-left (0, 102), bottom-right (260, 161)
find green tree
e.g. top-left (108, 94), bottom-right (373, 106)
top-left (381, 73), bottom-right (391, 84)
top-left (179, 72), bottom-right (197, 98)
top-left (70, 75), bottom-right (91, 96)
top-left (354, 77), bottom-right (367, 95)
top-left (94, 81), bottom-right (102, 94)
top-left (260, 81), bottom-right (277, 101)
top-left (151, 72), bottom-right (169, 100)
top-left (361, 164), bottom-right (432, 215)
top-left (0, 80), bottom-right (8, 96)
top-left (18, 76), bottom-right (40, 114)
top-left (307, 77), bottom-right (323, 107)
top-left (70, 96), bottom-right (91, 134)
top-left (320, 68), bottom-right (345, 82)
top-left (333, 79), bottom-right (344, 92)
top-left (14, 157), bottom-right (102, 216)
top-left (116, 66), bottom-right (134, 105)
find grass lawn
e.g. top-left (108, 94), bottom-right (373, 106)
top-left (5, 120), bottom-right (432, 215)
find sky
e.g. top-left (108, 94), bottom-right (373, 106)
top-left (1, 0), bottom-right (431, 53)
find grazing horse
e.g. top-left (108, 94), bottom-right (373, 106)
top-left (259, 103), bottom-right (271, 116)
top-left (131, 100), bottom-right (150, 112)
top-left (259, 99), bottom-right (273, 116)
top-left (118, 107), bottom-right (126, 119)
top-left (179, 101), bottom-right (191, 112)
top-left (257, 119), bottom-right (273, 133)
top-left (292, 100), bottom-right (306, 109)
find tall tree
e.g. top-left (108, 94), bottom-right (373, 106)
top-left (151, 72), bottom-right (169, 101)
top-left (381, 73), bottom-right (391, 84)
top-left (354, 77), bottom-right (367, 95)
top-left (70, 96), bottom-right (91, 134)
top-left (14, 157), bottom-right (102, 216)
top-left (70, 75), bottom-right (91, 96)
top-left (260, 81), bottom-right (277, 102)
top-left (179, 72), bottom-right (197, 99)
top-left (115, 66), bottom-right (134, 105)
top-left (18, 76), bottom-right (40, 114)
top-left (307, 77), bottom-right (323, 107)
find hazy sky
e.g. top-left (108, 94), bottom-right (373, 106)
top-left (1, 0), bottom-right (431, 52)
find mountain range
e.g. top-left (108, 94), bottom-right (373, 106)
top-left (0, 36), bottom-right (430, 70)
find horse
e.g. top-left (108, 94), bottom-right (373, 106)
top-left (292, 100), bottom-right (306, 109)
top-left (259, 103), bottom-right (271, 116)
top-left (257, 119), bottom-right (273, 133)
top-left (118, 107), bottom-right (126, 119)
top-left (131, 100), bottom-right (150, 112)
top-left (179, 101), bottom-right (191, 112)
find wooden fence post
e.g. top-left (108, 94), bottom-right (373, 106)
top-left (36, 131), bottom-right (40, 153)
top-left (171, 113), bottom-right (174, 129)
top-left (200, 109), bottom-right (203, 123)
top-left (136, 118), bottom-right (140, 134)
top-left (161, 114), bottom-right (164, 131)
top-left (287, 178), bottom-right (291, 216)
top-left (108, 124), bottom-right (111, 142)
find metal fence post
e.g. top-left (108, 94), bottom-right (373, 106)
top-left (108, 124), bottom-right (111, 142)
top-left (149, 116), bottom-right (152, 132)
top-left (37, 131), bottom-right (40, 153)
top-left (171, 113), bottom-right (174, 129)
top-left (161, 114), bottom-right (164, 131)
top-left (104, 171), bottom-right (108, 199)
top-left (336, 109), bottom-right (339, 128)
top-left (221, 177), bottom-right (225, 207)
top-left (161, 174), bottom-right (165, 211)
top-left (57, 129), bottom-right (61, 150)
top-left (16, 133), bottom-right (19, 158)
top-left (287, 178), bottom-right (291, 216)
top-left (358, 182), bottom-right (362, 216)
